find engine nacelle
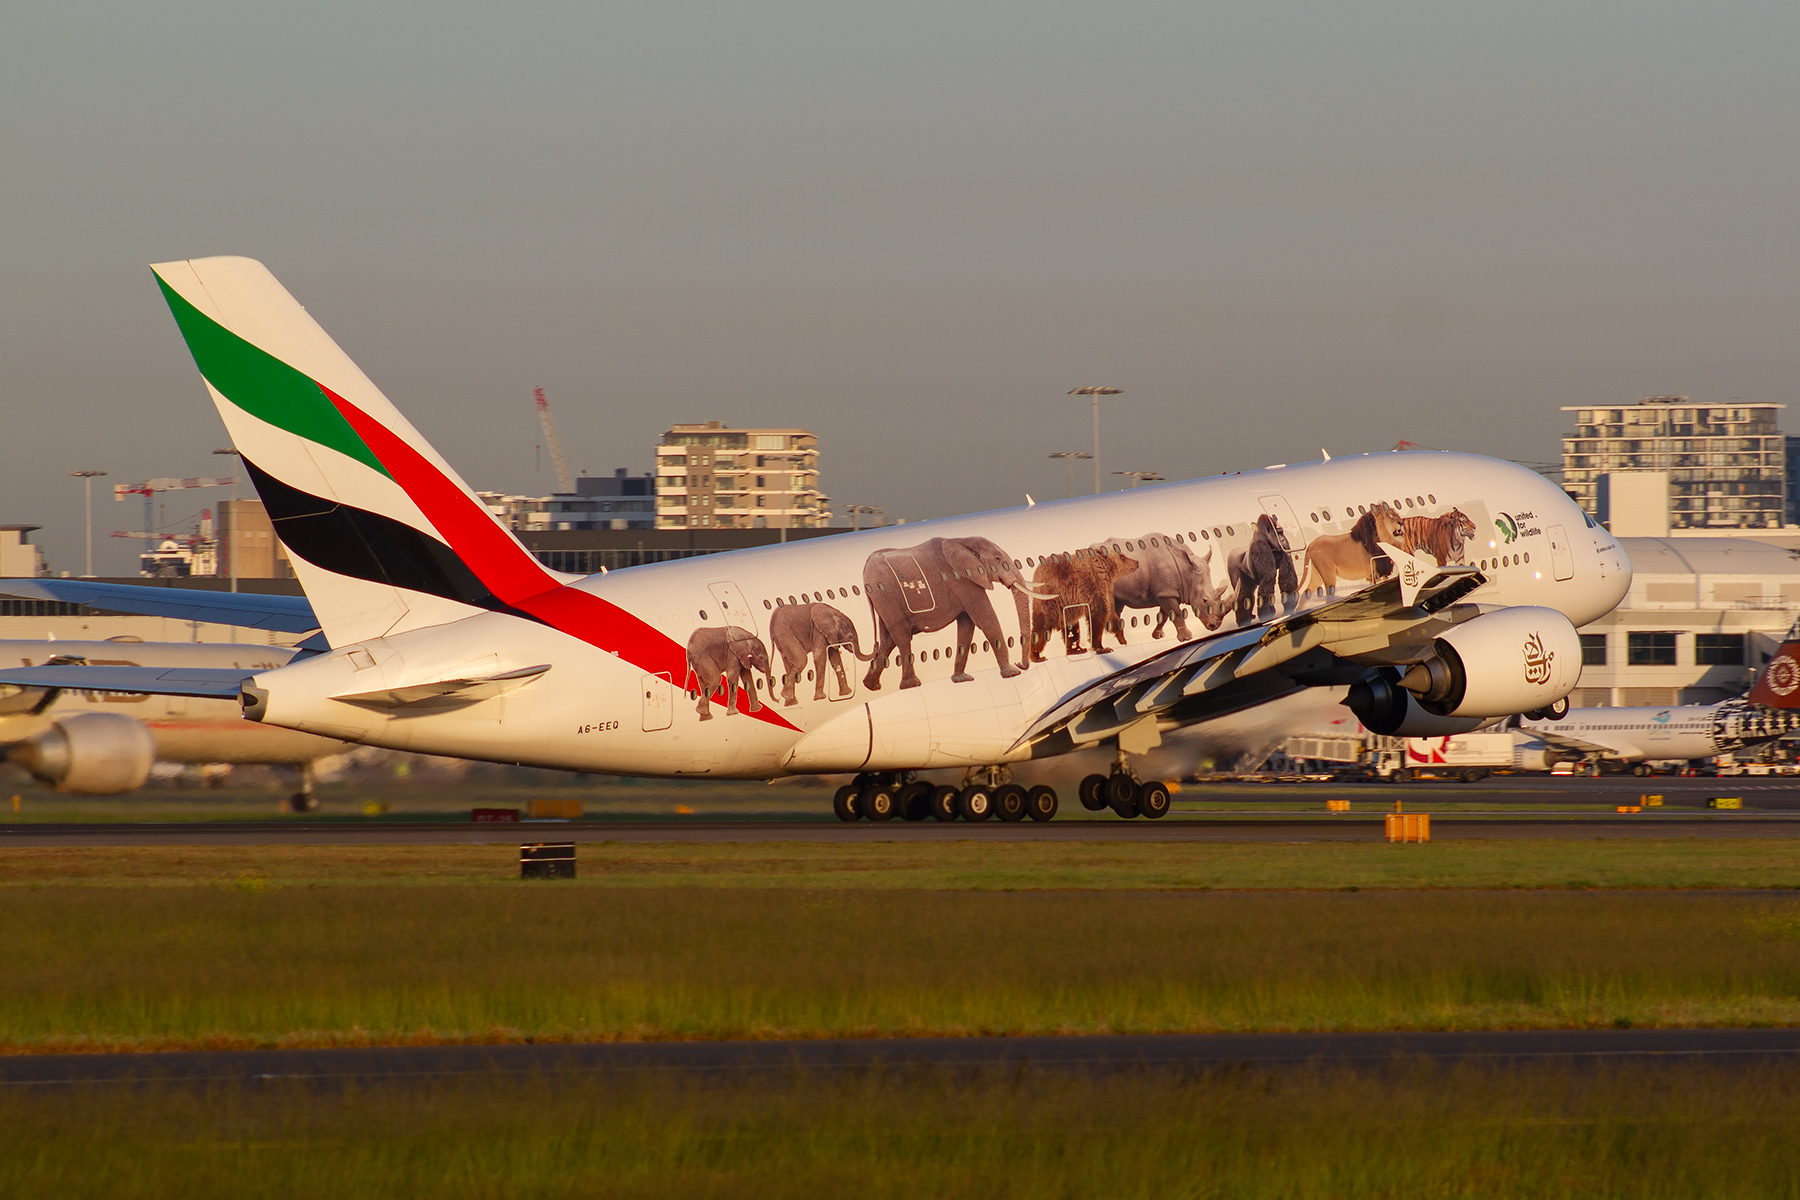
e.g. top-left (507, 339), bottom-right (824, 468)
top-left (6, 712), bottom-right (156, 794)
top-left (1345, 671), bottom-right (1489, 737)
top-left (1407, 606), bottom-right (1583, 720)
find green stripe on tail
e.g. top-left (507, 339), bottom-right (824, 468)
top-left (155, 275), bottom-right (390, 478)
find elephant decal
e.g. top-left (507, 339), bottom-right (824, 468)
top-left (1027, 549), bottom-right (1139, 660)
top-left (1228, 513), bottom-right (1300, 623)
top-left (1105, 532), bottom-right (1232, 642)
top-left (685, 626), bottom-right (774, 720)
top-left (769, 601), bottom-right (873, 705)
top-left (862, 536), bottom-right (1049, 690)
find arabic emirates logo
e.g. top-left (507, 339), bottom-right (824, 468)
top-left (1767, 654), bottom-right (1800, 697)
top-left (1522, 632), bottom-right (1554, 685)
top-left (1400, 558), bottom-right (1422, 587)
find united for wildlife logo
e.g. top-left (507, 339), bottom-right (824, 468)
top-left (1522, 631), bottom-right (1554, 685)
top-left (1495, 513), bottom-right (1519, 544)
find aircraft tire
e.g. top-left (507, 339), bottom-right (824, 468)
top-left (862, 783), bottom-right (897, 822)
top-left (958, 785), bottom-right (994, 822)
top-left (1546, 696), bottom-right (1570, 720)
top-left (1103, 773), bottom-right (1137, 812)
top-left (1026, 785), bottom-right (1059, 822)
top-left (833, 785), bottom-right (862, 822)
top-left (929, 785), bottom-right (960, 822)
top-left (897, 782), bottom-right (934, 821)
top-left (994, 784), bottom-right (1028, 822)
top-left (1136, 780), bottom-right (1171, 819)
top-left (1078, 774), bottom-right (1108, 811)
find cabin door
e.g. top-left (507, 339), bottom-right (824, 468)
top-left (1258, 494), bottom-right (1307, 571)
top-left (1546, 526), bottom-right (1575, 581)
top-left (707, 581), bottom-right (758, 635)
top-left (641, 672), bottom-right (673, 732)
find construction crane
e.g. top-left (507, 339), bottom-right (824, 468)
top-left (112, 477), bottom-right (235, 541)
top-left (535, 387), bottom-right (573, 494)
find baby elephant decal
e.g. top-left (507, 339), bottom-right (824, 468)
top-left (1028, 548), bottom-right (1140, 660)
top-left (862, 536), bottom-right (1050, 690)
top-left (685, 626), bottom-right (774, 720)
top-left (769, 602), bottom-right (873, 705)
top-left (1228, 514), bottom-right (1299, 623)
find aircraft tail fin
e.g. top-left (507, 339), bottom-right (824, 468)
top-left (1745, 625), bottom-right (1800, 709)
top-left (150, 257), bottom-right (571, 647)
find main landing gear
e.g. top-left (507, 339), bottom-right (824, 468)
top-left (1078, 748), bottom-right (1170, 820)
top-left (833, 767), bottom-right (1059, 824)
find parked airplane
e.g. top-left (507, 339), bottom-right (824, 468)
top-left (0, 257), bottom-right (1633, 821)
top-left (0, 586), bottom-right (346, 807)
top-left (1515, 625), bottom-right (1800, 774)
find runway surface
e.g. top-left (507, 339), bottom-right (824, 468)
top-left (8, 777), bottom-right (1799, 845)
top-left (6, 1029), bottom-right (1799, 1087)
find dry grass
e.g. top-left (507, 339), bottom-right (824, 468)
top-left (8, 888), bottom-right (1800, 1052)
top-left (8, 1060), bottom-right (1800, 1198)
top-left (6, 836), bottom-right (1800, 890)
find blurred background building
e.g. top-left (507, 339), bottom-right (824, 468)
top-left (654, 423), bottom-right (828, 530)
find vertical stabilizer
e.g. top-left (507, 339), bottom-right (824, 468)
top-left (1746, 621), bottom-right (1800, 710)
top-left (151, 257), bottom-right (571, 646)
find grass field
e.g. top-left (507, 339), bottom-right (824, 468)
top-left (8, 1060), bottom-right (1800, 1198)
top-left (9, 887), bottom-right (1800, 1051)
top-left (7, 837), bottom-right (1800, 890)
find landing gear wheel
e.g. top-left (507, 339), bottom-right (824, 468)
top-left (862, 783), bottom-right (897, 822)
top-left (285, 792), bottom-right (319, 814)
top-left (1079, 774), bottom-right (1109, 812)
top-left (1103, 773), bottom-right (1137, 813)
top-left (897, 781), bottom-right (933, 821)
top-left (1546, 696), bottom-right (1570, 721)
top-left (1026, 785), bottom-right (1059, 822)
top-left (832, 784), bottom-right (861, 822)
top-left (994, 784), bottom-right (1028, 822)
top-left (958, 785), bottom-right (994, 822)
top-left (1135, 780), bottom-right (1171, 819)
top-left (929, 785), bottom-right (960, 823)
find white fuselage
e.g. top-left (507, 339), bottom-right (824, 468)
top-left (1519, 699), bottom-right (1800, 765)
top-left (251, 452), bottom-right (1631, 778)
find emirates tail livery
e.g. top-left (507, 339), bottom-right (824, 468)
top-left (0, 257), bottom-right (1632, 820)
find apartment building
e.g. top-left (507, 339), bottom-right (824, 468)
top-left (1561, 396), bottom-right (1787, 531)
top-left (654, 423), bottom-right (828, 530)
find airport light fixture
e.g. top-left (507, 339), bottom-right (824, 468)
top-left (1048, 452), bottom-right (1092, 499)
top-left (1114, 470), bottom-right (1164, 490)
top-left (1067, 386), bottom-right (1123, 493)
top-left (69, 470), bottom-right (106, 577)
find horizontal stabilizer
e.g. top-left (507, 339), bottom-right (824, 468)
top-left (0, 578), bottom-right (319, 635)
top-left (0, 665), bottom-right (253, 699)
top-left (331, 664), bottom-right (551, 708)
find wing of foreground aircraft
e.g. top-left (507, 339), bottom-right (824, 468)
top-left (0, 578), bottom-right (319, 635)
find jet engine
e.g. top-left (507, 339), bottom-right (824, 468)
top-left (6, 712), bottom-right (156, 794)
top-left (1345, 671), bottom-right (1489, 737)
top-left (1399, 606), bottom-right (1583, 720)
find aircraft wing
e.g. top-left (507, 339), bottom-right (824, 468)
top-left (1524, 728), bottom-right (1620, 757)
top-left (0, 578), bottom-right (319, 635)
top-left (1011, 564), bottom-right (1487, 753)
top-left (0, 665), bottom-right (253, 699)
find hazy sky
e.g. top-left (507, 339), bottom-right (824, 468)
top-left (5, 2), bottom-right (1799, 574)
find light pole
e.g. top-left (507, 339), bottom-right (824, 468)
top-left (69, 471), bottom-right (106, 577)
top-left (214, 449), bottom-right (239, 592)
top-left (1067, 386), bottom-right (1122, 493)
top-left (1114, 470), bottom-right (1164, 489)
top-left (1048, 452), bottom-right (1092, 499)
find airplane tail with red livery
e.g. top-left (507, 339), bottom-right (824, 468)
top-left (1745, 622), bottom-right (1800, 710)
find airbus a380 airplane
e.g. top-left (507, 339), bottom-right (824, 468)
top-left (0, 257), bottom-right (1633, 821)
top-left (1515, 624), bottom-right (1800, 773)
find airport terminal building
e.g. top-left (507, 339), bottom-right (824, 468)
top-left (1572, 536), bottom-right (1800, 707)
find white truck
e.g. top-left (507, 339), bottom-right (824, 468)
top-left (1399, 733), bottom-right (1516, 782)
